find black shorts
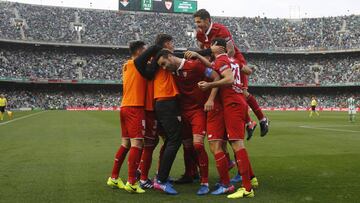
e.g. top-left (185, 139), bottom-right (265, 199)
top-left (0, 106), bottom-right (5, 113)
top-left (311, 106), bottom-right (316, 111)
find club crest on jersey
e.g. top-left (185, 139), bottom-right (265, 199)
top-left (120, 0), bottom-right (129, 7)
top-left (182, 71), bottom-right (187, 77)
top-left (165, 0), bottom-right (172, 10)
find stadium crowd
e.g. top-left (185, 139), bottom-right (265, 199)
top-left (0, 88), bottom-right (358, 110)
top-left (1, 2), bottom-right (360, 50)
top-left (0, 89), bottom-right (121, 109)
top-left (255, 91), bottom-right (360, 108)
top-left (0, 47), bottom-right (126, 81)
top-left (1, 46), bottom-right (359, 84)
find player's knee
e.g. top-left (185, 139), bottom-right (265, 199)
top-left (130, 139), bottom-right (144, 148)
top-left (193, 135), bottom-right (204, 144)
top-left (230, 140), bottom-right (245, 151)
top-left (121, 139), bottom-right (131, 148)
top-left (221, 141), bottom-right (229, 152)
top-left (209, 141), bottom-right (223, 155)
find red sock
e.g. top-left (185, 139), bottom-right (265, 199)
top-left (249, 161), bottom-right (255, 179)
top-left (224, 152), bottom-right (231, 164)
top-left (111, 145), bottom-right (129, 179)
top-left (194, 143), bottom-right (209, 184)
top-left (235, 149), bottom-right (252, 191)
top-left (247, 94), bottom-right (265, 121)
top-left (183, 145), bottom-right (196, 177)
top-left (127, 147), bottom-right (143, 184)
top-left (157, 144), bottom-right (165, 173)
top-left (139, 146), bottom-right (155, 181)
top-left (190, 147), bottom-right (199, 177)
top-left (214, 152), bottom-right (230, 185)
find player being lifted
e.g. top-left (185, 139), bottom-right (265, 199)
top-left (309, 96), bottom-right (319, 117)
top-left (347, 95), bottom-right (357, 122)
top-left (193, 9), bottom-right (269, 138)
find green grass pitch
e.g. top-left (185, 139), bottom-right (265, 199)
top-left (0, 110), bottom-right (359, 203)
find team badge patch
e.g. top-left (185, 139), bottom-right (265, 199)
top-left (165, 0), bottom-right (172, 10)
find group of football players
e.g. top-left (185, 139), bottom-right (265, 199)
top-left (106, 9), bottom-right (269, 199)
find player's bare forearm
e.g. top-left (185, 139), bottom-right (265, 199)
top-left (196, 53), bottom-right (212, 67)
top-left (241, 65), bottom-right (252, 75)
top-left (226, 41), bottom-right (235, 57)
top-left (208, 78), bottom-right (233, 88)
top-left (213, 69), bottom-right (234, 87)
top-left (205, 70), bottom-right (234, 89)
top-left (207, 71), bottom-right (220, 101)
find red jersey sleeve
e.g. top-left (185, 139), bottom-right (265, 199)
top-left (214, 58), bottom-right (230, 74)
top-left (217, 25), bottom-right (232, 43)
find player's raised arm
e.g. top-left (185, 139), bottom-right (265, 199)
top-left (184, 51), bottom-right (212, 67)
top-left (241, 65), bottom-right (253, 75)
top-left (134, 44), bottom-right (162, 80)
top-left (226, 39), bottom-right (236, 58)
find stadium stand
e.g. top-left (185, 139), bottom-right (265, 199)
top-left (1, 2), bottom-right (359, 109)
top-left (1, 2), bottom-right (360, 50)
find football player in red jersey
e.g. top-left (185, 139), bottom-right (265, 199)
top-left (198, 38), bottom-right (257, 198)
top-left (155, 49), bottom-right (221, 195)
top-left (194, 9), bottom-right (269, 138)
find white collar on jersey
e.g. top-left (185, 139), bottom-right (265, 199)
top-left (176, 58), bottom-right (186, 75)
top-left (204, 22), bottom-right (213, 42)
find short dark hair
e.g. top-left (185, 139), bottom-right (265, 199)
top-left (155, 34), bottom-right (173, 47)
top-left (129, 40), bottom-right (145, 55)
top-left (193, 9), bottom-right (211, 20)
top-left (211, 38), bottom-right (227, 50)
top-left (155, 49), bottom-right (173, 63)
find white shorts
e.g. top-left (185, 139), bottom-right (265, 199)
top-left (348, 108), bottom-right (357, 114)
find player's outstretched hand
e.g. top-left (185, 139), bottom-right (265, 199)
top-left (184, 51), bottom-right (199, 59)
top-left (204, 99), bottom-right (214, 112)
top-left (198, 81), bottom-right (211, 91)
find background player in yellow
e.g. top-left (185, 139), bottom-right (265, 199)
top-left (0, 94), bottom-right (8, 121)
top-left (309, 96), bottom-right (319, 117)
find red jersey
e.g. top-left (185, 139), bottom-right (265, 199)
top-left (212, 54), bottom-right (245, 106)
top-left (173, 59), bottom-right (211, 111)
top-left (196, 22), bottom-right (247, 66)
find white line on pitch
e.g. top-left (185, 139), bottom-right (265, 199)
top-left (299, 125), bottom-right (360, 133)
top-left (0, 111), bottom-right (47, 126)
